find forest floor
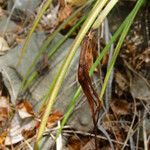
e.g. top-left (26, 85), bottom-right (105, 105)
top-left (0, 0), bottom-right (150, 149)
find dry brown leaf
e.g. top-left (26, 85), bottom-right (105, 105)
top-left (95, 140), bottom-right (113, 150)
top-left (102, 114), bottom-right (127, 140)
top-left (5, 117), bottom-right (37, 145)
top-left (15, 37), bottom-right (25, 44)
top-left (47, 110), bottom-right (63, 128)
top-left (0, 131), bottom-right (7, 145)
top-left (58, 1), bottom-right (82, 29)
top-left (22, 128), bottom-right (36, 139)
top-left (134, 47), bottom-right (150, 69)
top-left (0, 96), bottom-right (11, 127)
top-left (59, 0), bottom-right (65, 7)
top-left (58, 4), bottom-right (73, 23)
top-left (68, 138), bottom-right (82, 150)
top-left (17, 101), bottom-right (34, 119)
top-left (81, 138), bottom-right (95, 150)
top-left (67, 136), bottom-right (89, 150)
top-left (0, 107), bottom-right (8, 122)
top-left (102, 114), bottom-right (115, 129)
top-left (66, 0), bottom-right (87, 6)
top-left (114, 130), bottom-right (125, 143)
top-left (141, 47), bottom-right (150, 64)
top-left (110, 99), bottom-right (131, 116)
top-left (115, 72), bottom-right (129, 96)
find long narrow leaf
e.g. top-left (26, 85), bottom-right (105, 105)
top-left (100, 0), bottom-right (146, 99)
top-left (34, 0), bottom-right (109, 149)
top-left (17, 0), bottom-right (53, 66)
top-left (21, 16), bottom-right (86, 93)
top-left (20, 4), bottom-right (89, 92)
top-left (57, 0), bottom-right (146, 137)
top-left (57, 10), bottom-right (126, 137)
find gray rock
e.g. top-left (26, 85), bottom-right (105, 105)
top-left (0, 31), bottom-right (93, 132)
top-left (0, 16), bottom-right (17, 35)
top-left (8, 0), bottom-right (40, 12)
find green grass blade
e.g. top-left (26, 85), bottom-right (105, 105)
top-left (92, 0), bottom-right (118, 29)
top-left (56, 87), bottom-right (81, 138)
top-left (21, 16), bottom-right (86, 93)
top-left (100, 0), bottom-right (146, 99)
top-left (34, 0), bottom-right (109, 149)
top-left (57, 10), bottom-right (126, 138)
top-left (20, 4), bottom-right (88, 92)
top-left (17, 0), bottom-right (53, 66)
top-left (57, 0), bottom-right (147, 137)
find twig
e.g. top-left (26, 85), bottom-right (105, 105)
top-left (143, 111), bottom-right (148, 150)
top-left (97, 124), bottom-right (115, 150)
top-left (62, 130), bottom-right (128, 146)
top-left (121, 96), bottom-right (137, 149)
